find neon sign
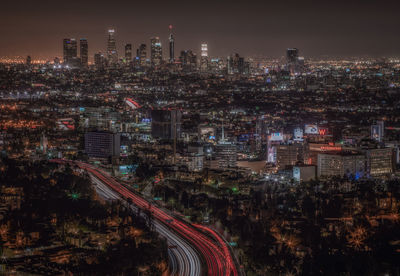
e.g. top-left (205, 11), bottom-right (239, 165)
top-left (318, 128), bottom-right (327, 136)
top-left (320, 146), bottom-right (341, 151)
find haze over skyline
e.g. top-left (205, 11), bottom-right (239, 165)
top-left (1, 0), bottom-right (400, 60)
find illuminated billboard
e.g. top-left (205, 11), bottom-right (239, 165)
top-left (199, 127), bottom-right (215, 135)
top-left (57, 118), bottom-right (75, 131)
top-left (304, 124), bottom-right (318, 134)
top-left (309, 143), bottom-right (342, 152)
top-left (120, 145), bottom-right (129, 157)
top-left (318, 127), bottom-right (329, 136)
top-left (238, 134), bottom-right (249, 142)
top-left (269, 132), bottom-right (283, 141)
top-left (293, 167), bottom-right (301, 182)
top-left (371, 124), bottom-right (382, 142)
top-left (119, 165), bottom-right (138, 174)
top-left (293, 127), bottom-right (303, 140)
top-left (268, 146), bottom-right (276, 163)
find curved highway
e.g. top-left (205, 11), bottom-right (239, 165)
top-left (91, 174), bottom-right (201, 276)
top-left (52, 159), bottom-right (239, 276)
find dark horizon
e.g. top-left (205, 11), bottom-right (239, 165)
top-left (1, 0), bottom-right (400, 60)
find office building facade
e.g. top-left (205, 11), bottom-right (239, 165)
top-left (107, 29), bottom-right (118, 64)
top-left (276, 143), bottom-right (303, 170)
top-left (200, 43), bottom-right (208, 72)
top-left (80, 38), bottom-right (88, 67)
top-left (151, 110), bottom-right (181, 140)
top-left (317, 153), bottom-right (365, 178)
top-left (371, 121), bottom-right (384, 142)
top-left (125, 43), bottom-right (132, 63)
top-left (215, 142), bottom-right (237, 169)
top-left (366, 148), bottom-right (393, 176)
top-left (180, 50), bottom-right (197, 71)
top-left (169, 25), bottom-right (175, 63)
top-left (63, 38), bottom-right (78, 65)
top-left (150, 37), bottom-right (162, 67)
top-left (85, 131), bottom-right (121, 159)
top-left (138, 44), bottom-right (147, 67)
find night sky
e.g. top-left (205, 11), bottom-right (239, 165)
top-left (1, 0), bottom-right (400, 60)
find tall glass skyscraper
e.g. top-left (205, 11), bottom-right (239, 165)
top-left (150, 37), bottom-right (162, 67)
top-left (80, 38), bottom-right (88, 67)
top-left (169, 25), bottom-right (175, 63)
top-left (286, 48), bottom-right (299, 64)
top-left (200, 43), bottom-right (208, 72)
top-left (138, 44), bottom-right (147, 67)
top-left (107, 29), bottom-right (118, 64)
top-left (125, 43), bottom-right (132, 63)
top-left (63, 38), bottom-right (77, 65)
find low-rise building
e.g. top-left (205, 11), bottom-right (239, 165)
top-left (317, 152), bottom-right (365, 178)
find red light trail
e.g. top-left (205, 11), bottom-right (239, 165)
top-left (125, 98), bottom-right (141, 109)
top-left (51, 159), bottom-right (239, 276)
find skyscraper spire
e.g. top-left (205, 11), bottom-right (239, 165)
top-left (169, 25), bottom-right (175, 63)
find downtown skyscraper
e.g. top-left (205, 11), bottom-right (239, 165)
top-left (80, 38), bottom-right (88, 67)
top-left (150, 37), bottom-right (162, 67)
top-left (107, 29), bottom-right (118, 64)
top-left (286, 48), bottom-right (299, 64)
top-left (138, 44), bottom-right (147, 67)
top-left (168, 25), bottom-right (175, 63)
top-left (125, 43), bottom-right (132, 63)
top-left (200, 43), bottom-right (208, 72)
top-left (286, 48), bottom-right (301, 73)
top-left (63, 38), bottom-right (77, 65)
top-left (94, 52), bottom-right (106, 69)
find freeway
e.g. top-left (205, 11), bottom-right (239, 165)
top-left (92, 175), bottom-right (201, 276)
top-left (52, 160), bottom-right (239, 276)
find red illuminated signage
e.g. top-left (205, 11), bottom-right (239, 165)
top-left (320, 146), bottom-right (341, 151)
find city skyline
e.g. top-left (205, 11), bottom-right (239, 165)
top-left (1, 0), bottom-right (400, 60)
top-left (1, 1), bottom-right (400, 275)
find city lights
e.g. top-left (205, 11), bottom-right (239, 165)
top-left (0, 1), bottom-right (400, 275)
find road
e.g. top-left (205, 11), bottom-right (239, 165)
top-left (92, 175), bottom-right (201, 276)
top-left (53, 160), bottom-right (239, 276)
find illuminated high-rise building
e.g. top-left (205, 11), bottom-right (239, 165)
top-left (138, 44), bottom-right (147, 67)
top-left (151, 110), bottom-right (181, 140)
top-left (168, 25), bottom-right (175, 63)
top-left (227, 55), bottom-right (233, 74)
top-left (94, 52), bottom-right (106, 69)
top-left (85, 131), bottom-right (120, 159)
top-left (276, 144), bottom-right (303, 170)
top-left (286, 48), bottom-right (299, 64)
top-left (150, 37), bottom-right (162, 67)
top-left (200, 43), bottom-right (208, 71)
top-left (125, 43), bottom-right (132, 63)
top-left (371, 120), bottom-right (384, 142)
top-left (54, 57), bottom-right (60, 65)
top-left (63, 38), bottom-right (77, 65)
top-left (179, 50), bottom-right (197, 71)
top-left (227, 53), bottom-right (244, 74)
top-left (209, 58), bottom-right (224, 73)
top-left (26, 55), bottom-right (32, 66)
top-left (107, 29), bottom-right (118, 64)
top-left (80, 38), bottom-right (88, 67)
top-left (287, 48), bottom-right (300, 73)
top-left (317, 153), bottom-right (366, 178)
top-left (214, 124), bottom-right (237, 169)
top-left (365, 148), bottom-right (393, 176)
